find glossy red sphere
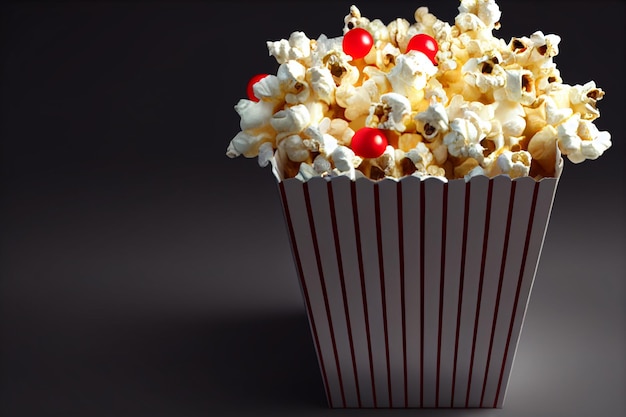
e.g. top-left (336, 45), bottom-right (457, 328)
top-left (406, 33), bottom-right (439, 64)
top-left (246, 73), bottom-right (269, 102)
top-left (342, 28), bottom-right (374, 60)
top-left (351, 127), bottom-right (388, 158)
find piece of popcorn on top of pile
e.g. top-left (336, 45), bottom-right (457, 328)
top-left (226, 0), bottom-right (611, 181)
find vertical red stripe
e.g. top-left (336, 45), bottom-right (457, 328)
top-left (327, 181), bottom-right (362, 408)
top-left (451, 181), bottom-right (471, 406)
top-left (419, 179), bottom-right (425, 406)
top-left (465, 179), bottom-right (494, 407)
top-left (374, 184), bottom-right (393, 407)
top-left (278, 182), bottom-right (333, 407)
top-left (480, 181), bottom-right (517, 407)
top-left (350, 181), bottom-right (377, 408)
top-left (493, 181), bottom-right (540, 407)
top-left (436, 182), bottom-right (449, 407)
top-left (397, 181), bottom-right (408, 408)
top-left (303, 182), bottom-right (346, 408)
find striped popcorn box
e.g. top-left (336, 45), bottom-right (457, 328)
top-left (274, 158), bottom-right (562, 408)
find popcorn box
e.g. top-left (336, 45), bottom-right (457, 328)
top-left (225, 0), bottom-right (610, 409)
top-left (274, 155), bottom-right (562, 408)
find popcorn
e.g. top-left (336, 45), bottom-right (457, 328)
top-left (386, 51), bottom-right (438, 106)
top-left (495, 150), bottom-right (532, 178)
top-left (227, 130), bottom-right (272, 159)
top-left (343, 5), bottom-right (369, 32)
top-left (528, 124), bottom-right (558, 173)
top-left (322, 51), bottom-right (359, 87)
top-left (295, 162), bottom-right (319, 181)
top-left (313, 154), bottom-right (333, 175)
top-left (506, 31), bottom-right (561, 68)
top-left (444, 117), bottom-right (484, 159)
top-left (277, 61), bottom-right (310, 104)
top-left (337, 79), bottom-right (381, 120)
top-left (270, 104), bottom-right (310, 135)
top-left (373, 43), bottom-right (402, 71)
top-left (493, 68), bottom-right (536, 105)
top-left (367, 93), bottom-right (412, 132)
top-left (257, 142), bottom-right (275, 168)
top-left (494, 100), bottom-right (526, 142)
top-left (544, 95), bottom-right (573, 127)
top-left (557, 114), bottom-right (612, 163)
top-left (267, 31), bottom-right (312, 65)
top-left (398, 132), bottom-right (423, 151)
top-left (252, 75), bottom-right (282, 102)
top-left (414, 7), bottom-right (437, 30)
top-left (303, 101), bottom-right (327, 126)
top-left (406, 142), bottom-right (437, 174)
top-left (227, 0), bottom-right (611, 182)
top-left (307, 67), bottom-right (336, 105)
top-left (386, 17), bottom-right (412, 50)
top-left (428, 137), bottom-right (449, 166)
top-left (235, 99), bottom-right (274, 132)
top-left (279, 134), bottom-right (309, 163)
top-left (327, 118), bottom-right (355, 145)
top-left (569, 81), bottom-right (605, 120)
top-left (303, 124), bottom-right (339, 156)
top-left (414, 99), bottom-right (449, 141)
top-left (458, 0), bottom-right (502, 30)
top-left (331, 145), bottom-right (358, 179)
top-left (462, 53), bottom-right (506, 93)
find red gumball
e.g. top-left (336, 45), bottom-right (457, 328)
top-left (246, 73), bottom-right (269, 102)
top-left (342, 28), bottom-right (374, 60)
top-left (406, 33), bottom-right (439, 64)
top-left (351, 127), bottom-right (388, 158)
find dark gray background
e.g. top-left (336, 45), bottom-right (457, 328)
top-left (0, 1), bottom-right (624, 416)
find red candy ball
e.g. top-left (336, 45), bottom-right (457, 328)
top-left (342, 28), bottom-right (374, 60)
top-left (406, 33), bottom-right (439, 64)
top-left (246, 73), bottom-right (269, 102)
top-left (351, 127), bottom-right (388, 158)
